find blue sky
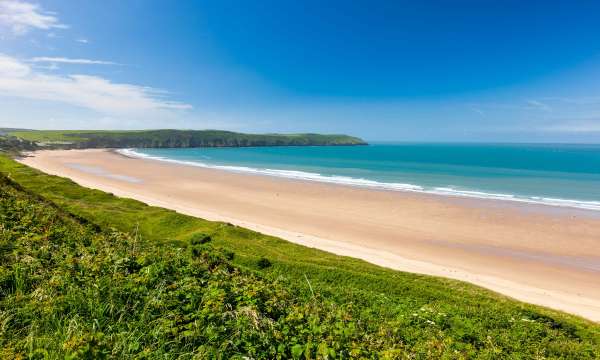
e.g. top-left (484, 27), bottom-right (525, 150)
top-left (1, 0), bottom-right (600, 142)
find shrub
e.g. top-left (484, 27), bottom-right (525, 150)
top-left (190, 232), bottom-right (212, 245)
top-left (257, 257), bottom-right (272, 269)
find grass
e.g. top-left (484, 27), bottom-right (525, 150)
top-left (8, 130), bottom-right (99, 143)
top-left (8, 130), bottom-right (367, 148)
top-left (1, 154), bottom-right (599, 358)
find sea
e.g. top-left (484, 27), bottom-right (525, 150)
top-left (119, 143), bottom-right (600, 211)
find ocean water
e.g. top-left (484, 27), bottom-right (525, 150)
top-left (120, 143), bottom-right (600, 211)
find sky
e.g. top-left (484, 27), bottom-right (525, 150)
top-left (1, 0), bottom-right (600, 142)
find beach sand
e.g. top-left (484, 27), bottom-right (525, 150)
top-left (20, 149), bottom-right (600, 321)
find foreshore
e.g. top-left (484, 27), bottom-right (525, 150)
top-left (19, 149), bottom-right (600, 321)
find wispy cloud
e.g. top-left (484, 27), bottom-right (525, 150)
top-left (541, 119), bottom-right (600, 133)
top-left (76, 38), bottom-right (89, 44)
top-left (30, 57), bottom-right (118, 66)
top-left (469, 106), bottom-right (485, 116)
top-left (0, 54), bottom-right (31, 76)
top-left (526, 99), bottom-right (552, 112)
top-left (0, 54), bottom-right (191, 115)
top-left (467, 101), bottom-right (539, 112)
top-left (0, 0), bottom-right (67, 35)
top-left (539, 96), bottom-right (600, 105)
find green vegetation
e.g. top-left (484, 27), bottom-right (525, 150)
top-left (1, 154), bottom-right (599, 358)
top-left (8, 129), bottom-right (367, 148)
top-left (0, 128), bottom-right (30, 136)
top-left (0, 135), bottom-right (38, 155)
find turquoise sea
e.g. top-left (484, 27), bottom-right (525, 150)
top-left (121, 143), bottom-right (600, 211)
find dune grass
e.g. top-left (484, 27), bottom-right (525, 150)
top-left (1, 154), bottom-right (599, 358)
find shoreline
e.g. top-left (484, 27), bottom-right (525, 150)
top-left (116, 147), bottom-right (600, 214)
top-left (19, 149), bottom-right (600, 321)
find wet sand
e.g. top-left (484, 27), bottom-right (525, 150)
top-left (20, 149), bottom-right (600, 321)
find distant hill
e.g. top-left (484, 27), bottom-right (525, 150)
top-left (8, 129), bottom-right (367, 149)
top-left (0, 128), bottom-right (31, 136)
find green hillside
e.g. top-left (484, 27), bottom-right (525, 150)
top-left (8, 129), bottom-right (367, 148)
top-left (0, 155), bottom-right (599, 358)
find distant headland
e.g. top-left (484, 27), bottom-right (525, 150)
top-left (3, 129), bottom-right (368, 150)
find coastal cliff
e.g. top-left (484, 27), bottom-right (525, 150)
top-left (6, 129), bottom-right (367, 149)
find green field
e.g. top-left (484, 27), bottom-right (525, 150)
top-left (6, 129), bottom-right (367, 148)
top-left (1, 154), bottom-right (599, 358)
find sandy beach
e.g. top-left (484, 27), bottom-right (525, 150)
top-left (20, 149), bottom-right (600, 321)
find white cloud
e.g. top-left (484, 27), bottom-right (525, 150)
top-left (0, 54), bottom-right (31, 76)
top-left (76, 38), bottom-right (89, 44)
top-left (0, 0), bottom-right (67, 35)
top-left (526, 99), bottom-right (552, 112)
top-left (0, 54), bottom-right (191, 115)
top-left (468, 99), bottom-right (560, 114)
top-left (469, 106), bottom-right (485, 116)
top-left (30, 57), bottom-right (118, 65)
top-left (34, 62), bottom-right (59, 71)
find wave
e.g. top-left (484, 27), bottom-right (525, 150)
top-left (118, 148), bottom-right (600, 212)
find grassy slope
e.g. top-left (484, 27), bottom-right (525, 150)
top-left (9, 130), bottom-right (92, 143)
top-left (1, 154), bottom-right (599, 358)
top-left (8, 130), bottom-right (367, 147)
top-left (2, 172), bottom-right (406, 358)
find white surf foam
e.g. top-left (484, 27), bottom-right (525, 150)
top-left (117, 148), bottom-right (600, 212)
